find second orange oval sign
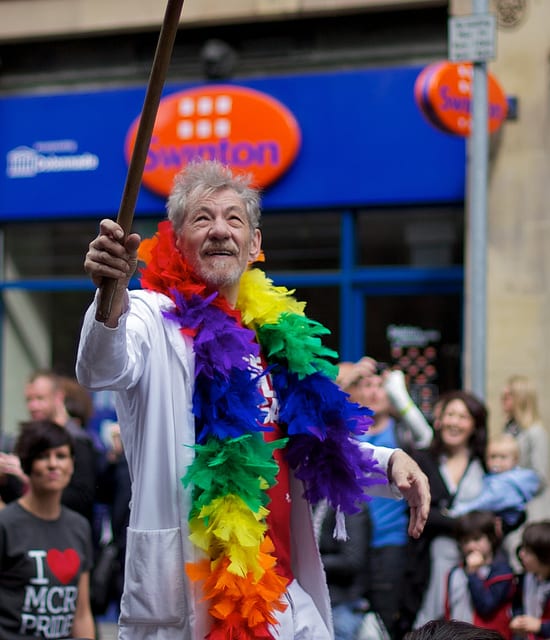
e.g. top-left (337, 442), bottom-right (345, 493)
top-left (125, 85), bottom-right (302, 197)
top-left (414, 62), bottom-right (508, 136)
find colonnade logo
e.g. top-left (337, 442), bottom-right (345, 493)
top-left (125, 85), bottom-right (301, 197)
top-left (6, 140), bottom-right (99, 179)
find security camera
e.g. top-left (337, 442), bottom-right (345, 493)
top-left (199, 39), bottom-right (238, 80)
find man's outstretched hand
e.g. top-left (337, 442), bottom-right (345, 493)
top-left (387, 449), bottom-right (430, 538)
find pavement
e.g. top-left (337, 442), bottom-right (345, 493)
top-left (96, 603), bottom-right (119, 640)
top-left (98, 622), bottom-right (118, 640)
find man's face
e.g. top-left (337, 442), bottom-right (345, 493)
top-left (348, 374), bottom-right (391, 416)
top-left (25, 377), bottom-right (59, 421)
top-left (175, 188), bottom-right (261, 302)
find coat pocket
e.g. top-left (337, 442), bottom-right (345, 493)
top-left (119, 527), bottom-right (186, 625)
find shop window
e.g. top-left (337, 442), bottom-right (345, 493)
top-left (363, 293), bottom-right (462, 415)
top-left (356, 206), bottom-right (464, 267)
top-left (261, 211), bottom-right (341, 271)
top-left (5, 221), bottom-right (99, 278)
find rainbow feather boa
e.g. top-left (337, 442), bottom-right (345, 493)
top-left (138, 220), bottom-right (387, 639)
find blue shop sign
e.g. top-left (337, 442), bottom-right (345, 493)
top-left (0, 66), bottom-right (465, 220)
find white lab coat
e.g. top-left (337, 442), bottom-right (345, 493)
top-left (77, 289), bottom-right (396, 640)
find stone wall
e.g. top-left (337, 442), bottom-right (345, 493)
top-left (0, 0), bottom-right (443, 41)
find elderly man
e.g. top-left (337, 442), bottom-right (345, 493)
top-left (76, 159), bottom-right (429, 640)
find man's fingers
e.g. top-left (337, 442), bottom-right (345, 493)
top-left (407, 507), bottom-right (419, 538)
top-left (125, 233), bottom-right (142, 253)
top-left (98, 218), bottom-right (125, 240)
top-left (85, 246), bottom-right (131, 277)
top-left (84, 224), bottom-right (140, 286)
top-left (408, 503), bottom-right (428, 538)
top-left (388, 452), bottom-right (430, 539)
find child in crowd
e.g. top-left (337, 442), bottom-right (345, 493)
top-left (405, 619), bottom-right (505, 640)
top-left (446, 510), bottom-right (516, 639)
top-left (510, 521), bottom-right (550, 639)
top-left (447, 434), bottom-right (541, 533)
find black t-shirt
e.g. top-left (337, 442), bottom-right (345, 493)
top-left (0, 502), bottom-right (93, 639)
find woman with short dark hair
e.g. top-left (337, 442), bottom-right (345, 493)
top-left (0, 420), bottom-right (94, 639)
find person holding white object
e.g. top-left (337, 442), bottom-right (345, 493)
top-left (383, 368), bottom-right (434, 450)
top-left (335, 362), bottom-right (431, 637)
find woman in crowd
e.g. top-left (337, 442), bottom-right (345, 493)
top-left (0, 420), bottom-right (94, 639)
top-left (404, 390), bottom-right (489, 631)
top-left (501, 374), bottom-right (549, 521)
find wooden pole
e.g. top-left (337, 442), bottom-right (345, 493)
top-left (96, 0), bottom-right (185, 322)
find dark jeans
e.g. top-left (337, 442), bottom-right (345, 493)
top-left (332, 602), bottom-right (365, 640)
top-left (365, 544), bottom-right (407, 637)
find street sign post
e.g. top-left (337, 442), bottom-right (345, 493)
top-left (449, 3), bottom-right (494, 400)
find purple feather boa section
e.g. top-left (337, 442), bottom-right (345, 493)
top-left (285, 433), bottom-right (387, 514)
top-left (163, 290), bottom-right (259, 379)
top-left (163, 290), bottom-right (266, 443)
top-left (275, 372), bottom-right (374, 439)
top-left (274, 370), bottom-right (387, 513)
top-left (193, 369), bottom-right (269, 444)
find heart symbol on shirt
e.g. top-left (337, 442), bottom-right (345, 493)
top-left (46, 549), bottom-right (80, 584)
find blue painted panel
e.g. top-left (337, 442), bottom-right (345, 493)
top-left (0, 66), bottom-right (465, 220)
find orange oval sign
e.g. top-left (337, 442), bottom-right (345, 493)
top-left (414, 62), bottom-right (508, 136)
top-left (125, 85), bottom-right (301, 196)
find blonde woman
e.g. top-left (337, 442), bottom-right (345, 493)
top-left (502, 375), bottom-right (550, 520)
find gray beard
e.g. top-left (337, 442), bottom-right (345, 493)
top-left (194, 260), bottom-right (243, 291)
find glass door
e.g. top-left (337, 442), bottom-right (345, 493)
top-left (359, 287), bottom-right (463, 421)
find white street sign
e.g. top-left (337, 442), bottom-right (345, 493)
top-left (448, 14), bottom-right (496, 62)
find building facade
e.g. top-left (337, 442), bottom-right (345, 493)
top-left (0, 0), bottom-right (548, 446)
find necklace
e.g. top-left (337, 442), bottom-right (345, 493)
top-left (139, 220), bottom-right (386, 639)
